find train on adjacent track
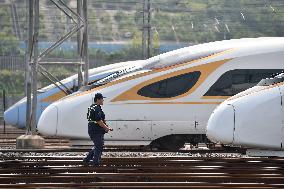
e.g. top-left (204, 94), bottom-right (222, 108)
top-left (4, 60), bottom-right (143, 128)
top-left (37, 37), bottom-right (284, 150)
top-left (207, 73), bottom-right (284, 150)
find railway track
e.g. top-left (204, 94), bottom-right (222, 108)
top-left (0, 154), bottom-right (284, 188)
top-left (1, 125), bottom-right (283, 188)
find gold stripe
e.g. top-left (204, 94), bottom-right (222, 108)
top-left (111, 59), bottom-right (231, 102)
top-left (202, 96), bottom-right (230, 99)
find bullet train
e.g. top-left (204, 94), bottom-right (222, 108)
top-left (38, 37), bottom-right (284, 151)
top-left (207, 73), bottom-right (284, 150)
top-left (4, 60), bottom-right (143, 128)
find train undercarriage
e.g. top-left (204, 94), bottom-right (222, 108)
top-left (150, 134), bottom-right (213, 151)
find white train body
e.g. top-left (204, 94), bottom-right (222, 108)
top-left (207, 74), bottom-right (284, 150)
top-left (38, 38), bottom-right (284, 149)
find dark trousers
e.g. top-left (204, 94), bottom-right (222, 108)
top-left (85, 124), bottom-right (104, 165)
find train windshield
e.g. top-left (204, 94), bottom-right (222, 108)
top-left (257, 73), bottom-right (284, 86)
top-left (79, 65), bottom-right (141, 92)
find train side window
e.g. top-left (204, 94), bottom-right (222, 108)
top-left (205, 69), bottom-right (284, 96)
top-left (138, 71), bottom-right (201, 98)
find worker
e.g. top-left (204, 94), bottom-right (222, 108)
top-left (83, 93), bottom-right (112, 166)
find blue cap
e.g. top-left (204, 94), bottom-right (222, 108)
top-left (94, 93), bottom-right (106, 101)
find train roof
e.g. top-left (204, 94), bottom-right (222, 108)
top-left (145, 37), bottom-right (284, 69)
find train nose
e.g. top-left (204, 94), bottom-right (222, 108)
top-left (4, 105), bottom-right (19, 126)
top-left (206, 104), bottom-right (235, 144)
top-left (37, 105), bottom-right (58, 136)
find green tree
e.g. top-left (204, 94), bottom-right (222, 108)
top-left (0, 32), bottom-right (20, 56)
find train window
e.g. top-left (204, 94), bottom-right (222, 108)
top-left (137, 71), bottom-right (201, 98)
top-left (204, 69), bottom-right (284, 96)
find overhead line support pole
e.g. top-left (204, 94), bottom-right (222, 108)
top-left (142, 0), bottom-right (151, 59)
top-left (31, 0), bottom-right (39, 134)
top-left (83, 0), bottom-right (89, 86)
top-left (142, 0), bottom-right (147, 59)
top-left (17, 0), bottom-right (44, 150)
top-left (26, 0), bottom-right (33, 134)
top-left (147, 0), bottom-right (151, 58)
top-left (77, 0), bottom-right (83, 88)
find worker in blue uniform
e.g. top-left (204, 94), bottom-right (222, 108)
top-left (83, 93), bottom-right (112, 166)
